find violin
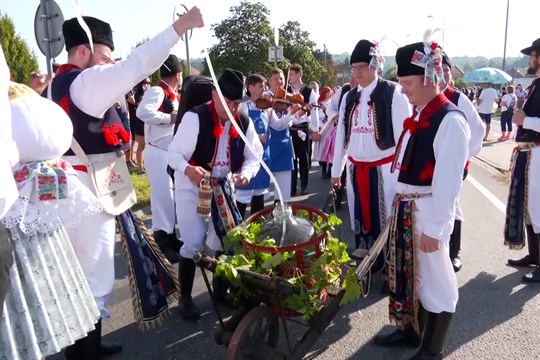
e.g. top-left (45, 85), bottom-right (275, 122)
top-left (255, 87), bottom-right (323, 112)
top-left (255, 87), bottom-right (304, 111)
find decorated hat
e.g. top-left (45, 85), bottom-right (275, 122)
top-left (218, 69), bottom-right (245, 101)
top-left (62, 16), bottom-right (114, 51)
top-left (396, 34), bottom-right (444, 86)
top-left (317, 86), bottom-right (333, 103)
top-left (160, 54), bottom-right (182, 77)
top-left (441, 51), bottom-right (451, 68)
top-left (521, 38), bottom-right (540, 55)
top-left (350, 40), bottom-right (374, 64)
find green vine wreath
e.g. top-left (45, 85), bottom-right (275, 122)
top-left (215, 208), bottom-right (362, 320)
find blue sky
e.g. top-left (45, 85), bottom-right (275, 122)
top-left (2, 0), bottom-right (538, 72)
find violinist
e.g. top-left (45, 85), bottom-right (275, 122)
top-left (331, 39), bottom-right (411, 275)
top-left (288, 64), bottom-right (320, 196)
top-left (264, 68), bottom-right (303, 203)
top-left (236, 74), bottom-right (297, 217)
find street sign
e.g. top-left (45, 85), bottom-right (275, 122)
top-left (34, 0), bottom-right (64, 74)
top-left (268, 46), bottom-right (284, 62)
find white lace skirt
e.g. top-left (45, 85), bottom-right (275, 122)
top-left (0, 226), bottom-right (100, 360)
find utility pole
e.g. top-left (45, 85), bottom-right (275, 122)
top-left (502, 0), bottom-right (510, 72)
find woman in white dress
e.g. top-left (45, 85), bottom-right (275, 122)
top-left (0, 81), bottom-right (101, 360)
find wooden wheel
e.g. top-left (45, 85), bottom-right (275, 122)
top-left (226, 306), bottom-right (280, 360)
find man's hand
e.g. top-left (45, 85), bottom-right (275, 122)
top-left (259, 133), bottom-right (267, 145)
top-left (330, 177), bottom-right (341, 189)
top-left (170, 111), bottom-right (178, 125)
top-left (513, 109), bottom-right (526, 126)
top-left (288, 103), bottom-right (303, 116)
top-left (185, 165), bottom-right (207, 186)
top-left (419, 233), bottom-right (440, 253)
top-left (173, 6), bottom-right (204, 36)
top-left (310, 132), bottom-right (321, 141)
top-left (232, 173), bottom-right (249, 187)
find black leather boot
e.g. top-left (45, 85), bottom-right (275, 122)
top-left (374, 302), bottom-right (427, 348)
top-left (508, 225), bottom-right (540, 267)
top-left (166, 233), bottom-right (181, 263)
top-left (523, 229), bottom-right (540, 283)
top-left (449, 220), bottom-right (462, 272)
top-left (178, 257), bottom-right (200, 320)
top-left (409, 311), bottom-right (453, 360)
top-left (65, 320), bottom-right (122, 359)
top-left (154, 230), bottom-right (180, 264)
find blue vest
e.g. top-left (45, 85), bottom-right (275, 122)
top-left (45, 69), bottom-right (124, 156)
top-left (244, 107), bottom-right (270, 190)
top-left (268, 108), bottom-right (294, 172)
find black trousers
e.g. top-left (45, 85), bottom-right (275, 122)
top-left (0, 225), bottom-right (13, 318)
top-left (290, 129), bottom-right (309, 190)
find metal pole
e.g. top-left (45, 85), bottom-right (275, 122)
top-left (323, 44), bottom-right (327, 68)
top-left (40, 0), bottom-right (52, 75)
top-left (502, 0), bottom-right (510, 71)
top-left (185, 34), bottom-right (191, 75)
top-left (274, 46), bottom-right (278, 67)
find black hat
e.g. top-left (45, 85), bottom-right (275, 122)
top-left (441, 51), bottom-right (451, 68)
top-left (396, 42), bottom-right (426, 77)
top-left (350, 40), bottom-right (375, 64)
top-left (521, 38), bottom-right (540, 55)
top-left (160, 54), bottom-right (182, 77)
top-left (63, 16), bottom-right (114, 51)
top-left (218, 69), bottom-right (245, 101)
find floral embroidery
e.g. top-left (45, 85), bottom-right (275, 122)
top-left (103, 164), bottom-right (126, 187)
top-left (13, 160), bottom-right (71, 201)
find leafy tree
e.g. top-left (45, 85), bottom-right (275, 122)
top-left (0, 13), bottom-right (39, 85)
top-left (206, 1), bottom-right (273, 77)
top-left (278, 21), bottom-right (325, 85)
top-left (383, 65), bottom-right (397, 81)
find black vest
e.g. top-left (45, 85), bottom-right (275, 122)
top-left (338, 84), bottom-right (352, 109)
top-left (516, 79), bottom-right (540, 143)
top-left (398, 102), bottom-right (462, 186)
top-left (343, 78), bottom-right (397, 150)
top-left (287, 84), bottom-right (313, 131)
top-left (188, 103), bottom-right (249, 173)
top-left (46, 69), bottom-right (122, 155)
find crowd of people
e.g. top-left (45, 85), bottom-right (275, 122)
top-left (1, 5), bottom-right (540, 360)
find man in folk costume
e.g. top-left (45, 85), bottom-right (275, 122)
top-left (287, 64), bottom-right (319, 196)
top-left (374, 38), bottom-right (470, 360)
top-left (136, 54), bottom-right (183, 263)
top-left (440, 50), bottom-right (485, 272)
top-left (505, 37), bottom-right (540, 282)
top-left (47, 9), bottom-right (204, 358)
top-left (167, 69), bottom-right (263, 320)
top-left (331, 40), bottom-right (411, 270)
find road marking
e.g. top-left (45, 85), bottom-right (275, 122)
top-left (467, 175), bottom-right (506, 214)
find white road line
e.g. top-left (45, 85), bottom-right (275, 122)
top-left (466, 175), bottom-right (506, 214)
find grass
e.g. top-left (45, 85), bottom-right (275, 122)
top-left (129, 168), bottom-right (150, 211)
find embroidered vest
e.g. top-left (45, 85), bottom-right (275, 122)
top-left (398, 102), bottom-right (462, 186)
top-left (516, 79), bottom-right (540, 143)
top-left (188, 102), bottom-right (248, 173)
top-left (343, 78), bottom-right (396, 150)
top-left (46, 69), bottom-right (127, 155)
top-left (338, 84), bottom-right (351, 109)
top-left (443, 86), bottom-right (461, 106)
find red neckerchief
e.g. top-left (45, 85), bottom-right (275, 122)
top-left (159, 80), bottom-right (180, 104)
top-left (391, 93), bottom-right (449, 173)
top-left (443, 86), bottom-right (456, 100)
top-left (57, 63), bottom-right (81, 75)
top-left (208, 100), bottom-right (239, 140)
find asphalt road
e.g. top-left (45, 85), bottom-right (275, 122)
top-left (50, 154), bottom-right (540, 360)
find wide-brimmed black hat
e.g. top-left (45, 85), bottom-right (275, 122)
top-left (62, 16), bottom-right (114, 51)
top-left (521, 38), bottom-right (540, 55)
top-left (218, 69), bottom-right (245, 101)
top-left (350, 40), bottom-right (375, 64)
top-left (160, 54), bottom-right (182, 77)
top-left (396, 42), bottom-right (425, 77)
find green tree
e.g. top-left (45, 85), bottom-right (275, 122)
top-left (206, 1), bottom-right (273, 77)
top-left (278, 21), bottom-right (325, 85)
top-left (0, 13), bottom-right (39, 85)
